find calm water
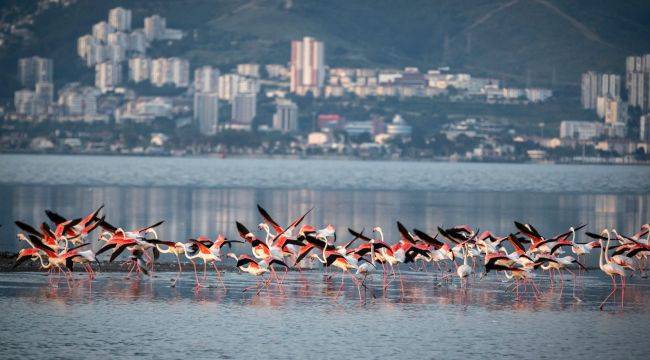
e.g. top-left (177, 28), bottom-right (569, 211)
top-left (0, 271), bottom-right (649, 359)
top-left (1, 154), bottom-right (649, 359)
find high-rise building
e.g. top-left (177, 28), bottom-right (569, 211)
top-left (58, 84), bottom-right (99, 117)
top-left (106, 44), bottom-right (126, 63)
top-left (218, 73), bottom-right (240, 101)
top-left (641, 114), bottom-right (650, 142)
top-left (169, 58), bottom-right (190, 87)
top-left (237, 63), bottom-right (260, 78)
top-left (92, 21), bottom-right (114, 43)
top-left (625, 54), bottom-right (650, 111)
top-left (34, 82), bottom-right (54, 115)
top-left (128, 56), bottom-right (151, 83)
top-left (581, 71), bottom-right (620, 109)
top-left (108, 7), bottom-right (132, 32)
top-left (193, 92), bottom-right (219, 135)
top-left (107, 32), bottom-right (129, 47)
top-left (85, 41), bottom-right (106, 67)
top-left (95, 62), bottom-right (122, 93)
top-left (628, 71), bottom-right (649, 110)
top-left (231, 92), bottom-right (256, 127)
top-left (603, 98), bottom-right (628, 125)
top-left (194, 66), bottom-right (220, 93)
top-left (129, 30), bottom-right (147, 53)
top-left (18, 56), bottom-right (53, 89)
top-left (272, 98), bottom-right (298, 133)
top-left (290, 36), bottom-right (325, 95)
top-left (150, 58), bottom-right (169, 87)
top-left (77, 34), bottom-right (94, 58)
top-left (14, 90), bottom-right (36, 116)
top-left (144, 15), bottom-right (166, 41)
top-left (148, 58), bottom-right (189, 87)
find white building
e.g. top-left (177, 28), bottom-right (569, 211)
top-left (169, 58), bottom-right (190, 87)
top-left (58, 84), bottom-right (99, 117)
top-left (85, 41), bottom-right (106, 67)
top-left (14, 90), bottom-right (35, 115)
top-left (18, 56), bottom-right (53, 88)
top-left (237, 63), bottom-right (260, 78)
top-left (218, 73), bottom-right (240, 101)
top-left (194, 92), bottom-right (219, 135)
top-left (144, 15), bottom-right (166, 41)
top-left (107, 32), bottom-right (129, 47)
top-left (265, 64), bottom-right (289, 79)
top-left (272, 98), bottom-right (298, 133)
top-left (106, 44), bottom-right (126, 63)
top-left (231, 92), bottom-right (256, 127)
top-left (95, 62), bottom-right (122, 93)
top-left (194, 66), bottom-right (220, 93)
top-left (108, 7), bottom-right (132, 32)
top-left (77, 34), bottom-right (94, 58)
top-left (641, 114), bottom-right (650, 142)
top-left (290, 36), bottom-right (325, 95)
top-left (92, 21), bottom-right (114, 43)
top-left (559, 121), bottom-right (603, 140)
top-left (386, 114), bottom-right (412, 137)
top-left (150, 58), bottom-right (169, 86)
top-left (128, 56), bottom-right (151, 83)
top-left (129, 30), bottom-right (147, 53)
top-left (581, 71), bottom-right (621, 109)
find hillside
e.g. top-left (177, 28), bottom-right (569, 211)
top-left (1, 0), bottom-right (650, 99)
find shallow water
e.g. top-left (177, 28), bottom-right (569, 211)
top-left (0, 271), bottom-right (648, 359)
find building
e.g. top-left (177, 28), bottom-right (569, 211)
top-left (58, 84), bottom-right (99, 118)
top-left (18, 56), bottom-right (53, 88)
top-left (144, 15), bottom-right (166, 41)
top-left (218, 74), bottom-right (240, 101)
top-left (84, 41), bottom-right (105, 67)
top-left (641, 114), bottom-right (650, 142)
top-left (95, 62), bottom-right (122, 93)
top-left (77, 34), bottom-right (94, 58)
top-left (272, 98), bottom-right (298, 133)
top-left (129, 30), bottom-right (147, 53)
top-left (128, 56), bottom-right (151, 83)
top-left (106, 44), bottom-right (126, 63)
top-left (559, 121), bottom-right (603, 140)
top-left (386, 114), bottom-right (412, 137)
top-left (108, 7), bottom-right (132, 32)
top-left (231, 92), bottom-right (256, 127)
top-left (237, 63), bottom-right (260, 78)
top-left (193, 92), bottom-right (219, 135)
top-left (602, 98), bottom-right (628, 125)
top-left (626, 55), bottom-right (650, 111)
top-left (14, 90), bottom-right (35, 116)
top-left (92, 21), bottom-right (114, 43)
top-left (194, 66), bottom-right (220, 93)
top-left (150, 58), bottom-right (169, 86)
top-left (628, 71), bottom-right (648, 110)
top-left (169, 58), bottom-right (190, 87)
top-left (581, 71), bottom-right (620, 109)
top-left (290, 36), bottom-right (325, 95)
top-left (265, 64), bottom-right (289, 79)
top-left (34, 82), bottom-right (54, 114)
top-left (107, 32), bottom-right (129, 47)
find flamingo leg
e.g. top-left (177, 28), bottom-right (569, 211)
top-left (212, 262), bottom-right (227, 291)
top-left (599, 275), bottom-right (617, 310)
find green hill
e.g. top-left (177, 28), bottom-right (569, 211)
top-left (1, 0), bottom-right (650, 99)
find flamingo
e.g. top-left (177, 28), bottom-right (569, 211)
top-left (598, 229), bottom-right (626, 310)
